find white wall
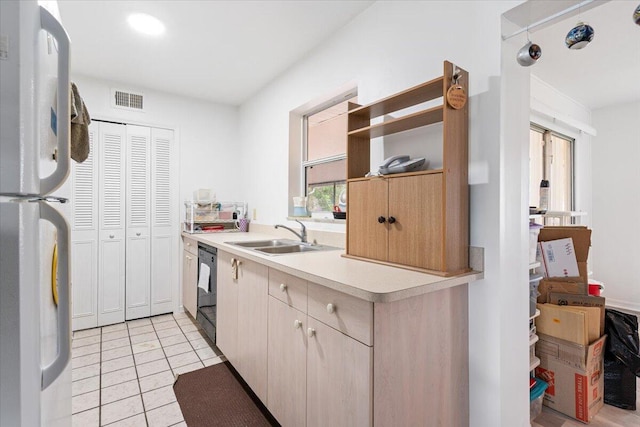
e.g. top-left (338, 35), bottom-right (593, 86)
top-left (591, 100), bottom-right (640, 311)
top-left (70, 74), bottom-right (240, 209)
top-left (238, 1), bottom-right (528, 426)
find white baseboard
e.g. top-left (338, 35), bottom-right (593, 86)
top-left (605, 297), bottom-right (640, 314)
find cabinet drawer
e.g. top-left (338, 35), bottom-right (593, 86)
top-left (269, 269), bottom-right (307, 312)
top-left (183, 236), bottom-right (198, 256)
top-left (308, 283), bottom-right (373, 346)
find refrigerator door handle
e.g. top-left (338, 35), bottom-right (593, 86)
top-left (39, 202), bottom-right (71, 390)
top-left (39, 6), bottom-right (71, 196)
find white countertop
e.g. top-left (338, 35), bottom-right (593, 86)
top-left (183, 231), bottom-right (483, 303)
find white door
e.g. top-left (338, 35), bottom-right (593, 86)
top-left (125, 125), bottom-right (151, 320)
top-left (98, 122), bottom-right (126, 326)
top-left (71, 123), bottom-right (99, 330)
top-left (150, 128), bottom-right (175, 315)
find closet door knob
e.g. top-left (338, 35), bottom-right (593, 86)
top-left (280, 284), bottom-right (287, 292)
top-left (326, 303), bottom-right (335, 314)
top-left (388, 216), bottom-right (396, 224)
top-left (294, 319), bottom-right (302, 329)
top-left (307, 328), bottom-right (316, 338)
top-left (377, 216), bottom-right (386, 224)
top-left (109, 234), bottom-right (114, 239)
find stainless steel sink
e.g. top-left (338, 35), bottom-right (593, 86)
top-left (255, 245), bottom-right (321, 255)
top-left (227, 239), bottom-right (298, 248)
top-left (226, 239), bottom-right (339, 256)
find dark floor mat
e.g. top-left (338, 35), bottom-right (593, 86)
top-left (173, 361), bottom-right (279, 427)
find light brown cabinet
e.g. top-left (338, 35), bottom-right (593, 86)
top-left (267, 297), bottom-right (307, 427)
top-left (181, 237), bottom-right (198, 317)
top-left (348, 172), bottom-right (443, 271)
top-left (217, 250), bottom-right (269, 403)
top-left (306, 316), bottom-right (373, 427)
top-left (266, 271), bottom-right (373, 427)
top-left (345, 60), bottom-right (469, 275)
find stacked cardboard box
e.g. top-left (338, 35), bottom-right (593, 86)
top-left (534, 226), bottom-right (607, 423)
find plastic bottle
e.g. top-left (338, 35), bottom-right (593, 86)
top-left (539, 180), bottom-right (549, 211)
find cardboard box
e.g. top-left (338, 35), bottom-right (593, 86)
top-left (539, 238), bottom-right (580, 278)
top-left (535, 334), bottom-right (606, 423)
top-left (537, 278), bottom-right (587, 304)
top-left (548, 293), bottom-right (605, 336)
top-left (539, 227), bottom-right (592, 284)
top-left (536, 303), bottom-right (601, 346)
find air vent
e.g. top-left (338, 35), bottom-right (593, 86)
top-left (111, 89), bottom-right (145, 111)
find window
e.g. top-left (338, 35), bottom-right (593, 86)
top-left (303, 96), bottom-right (356, 213)
top-left (529, 125), bottom-right (574, 212)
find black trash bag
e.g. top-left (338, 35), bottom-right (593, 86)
top-left (604, 358), bottom-right (637, 410)
top-left (604, 309), bottom-right (640, 410)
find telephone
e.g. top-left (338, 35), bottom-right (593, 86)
top-left (378, 155), bottom-right (426, 175)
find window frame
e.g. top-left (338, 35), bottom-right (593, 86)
top-left (287, 84), bottom-right (357, 220)
top-left (530, 123), bottom-right (576, 212)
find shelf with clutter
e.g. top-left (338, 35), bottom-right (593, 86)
top-left (183, 193), bottom-right (249, 233)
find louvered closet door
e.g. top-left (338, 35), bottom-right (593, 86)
top-left (150, 128), bottom-right (175, 315)
top-left (125, 125), bottom-right (151, 320)
top-left (98, 122), bottom-right (126, 326)
top-left (71, 122), bottom-right (99, 331)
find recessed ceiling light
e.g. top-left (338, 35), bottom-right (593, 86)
top-left (127, 13), bottom-right (165, 36)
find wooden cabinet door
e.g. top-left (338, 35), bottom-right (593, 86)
top-left (216, 251), bottom-right (238, 364)
top-left (267, 298), bottom-right (307, 427)
top-left (388, 173), bottom-right (443, 270)
top-left (236, 257), bottom-right (269, 403)
top-left (182, 250), bottom-right (197, 317)
top-left (347, 179), bottom-right (388, 262)
top-left (307, 318), bottom-right (373, 427)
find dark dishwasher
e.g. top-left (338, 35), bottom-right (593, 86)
top-left (197, 245), bottom-right (217, 343)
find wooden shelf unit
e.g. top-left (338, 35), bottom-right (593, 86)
top-left (345, 61), bottom-right (469, 275)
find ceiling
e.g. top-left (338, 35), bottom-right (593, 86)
top-left (59, 1), bottom-right (638, 110)
top-left (57, 1), bottom-right (375, 106)
top-left (506, 0), bottom-right (640, 110)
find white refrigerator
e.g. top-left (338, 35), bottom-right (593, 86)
top-left (0, 1), bottom-right (73, 426)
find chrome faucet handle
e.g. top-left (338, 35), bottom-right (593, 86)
top-left (294, 220), bottom-right (307, 243)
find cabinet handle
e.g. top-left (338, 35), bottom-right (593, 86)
top-left (186, 255), bottom-right (192, 261)
top-left (388, 216), bottom-right (396, 224)
top-left (136, 232), bottom-right (141, 236)
top-left (326, 303), bottom-right (335, 314)
top-left (307, 327), bottom-right (315, 338)
top-left (109, 234), bottom-right (114, 239)
top-left (280, 283), bottom-right (287, 292)
top-left (294, 319), bottom-right (302, 329)
top-left (377, 216), bottom-right (386, 224)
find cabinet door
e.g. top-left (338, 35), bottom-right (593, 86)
top-left (216, 251), bottom-right (238, 363)
top-left (125, 125), bottom-right (151, 320)
top-left (98, 123), bottom-right (126, 326)
top-left (150, 128), bottom-right (176, 315)
top-left (347, 179), bottom-right (388, 261)
top-left (388, 173), bottom-right (443, 270)
top-left (307, 318), bottom-right (372, 427)
top-left (267, 298), bottom-right (307, 427)
top-left (182, 250), bottom-right (197, 317)
top-left (236, 257), bottom-right (269, 403)
top-left (71, 123), bottom-right (99, 331)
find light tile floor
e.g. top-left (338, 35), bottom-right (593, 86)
top-left (71, 312), bottom-right (224, 427)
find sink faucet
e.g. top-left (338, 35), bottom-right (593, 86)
top-left (275, 220), bottom-right (307, 243)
